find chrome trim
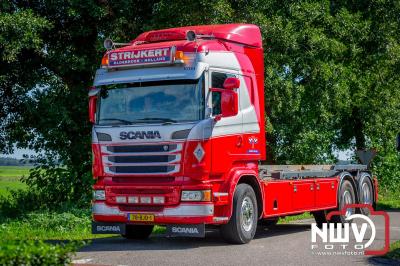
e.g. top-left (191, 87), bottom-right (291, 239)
top-left (213, 217), bottom-right (229, 222)
top-left (92, 203), bottom-right (214, 217)
top-left (92, 203), bottom-right (124, 216)
top-left (103, 154), bottom-right (181, 166)
top-left (162, 204), bottom-right (214, 216)
top-left (101, 143), bottom-right (183, 155)
top-left (104, 165), bottom-right (180, 175)
top-left (213, 192), bottom-right (228, 197)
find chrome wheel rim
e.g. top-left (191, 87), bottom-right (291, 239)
top-left (362, 182), bottom-right (372, 204)
top-left (241, 196), bottom-right (254, 232)
top-left (342, 190), bottom-right (354, 218)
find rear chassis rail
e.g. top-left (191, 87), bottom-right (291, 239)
top-left (259, 164), bottom-right (368, 180)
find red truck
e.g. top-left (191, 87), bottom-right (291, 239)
top-left (89, 24), bottom-right (377, 244)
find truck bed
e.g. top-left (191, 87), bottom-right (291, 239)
top-left (259, 164), bottom-right (368, 180)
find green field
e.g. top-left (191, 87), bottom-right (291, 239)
top-left (0, 166), bottom-right (30, 197)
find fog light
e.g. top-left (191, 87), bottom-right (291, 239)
top-left (116, 196), bottom-right (127, 203)
top-left (181, 190), bottom-right (211, 202)
top-left (140, 196), bottom-right (151, 204)
top-left (153, 196), bottom-right (165, 204)
top-left (94, 190), bottom-right (105, 200)
top-left (128, 196), bottom-right (139, 204)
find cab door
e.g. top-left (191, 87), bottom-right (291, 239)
top-left (208, 69), bottom-right (243, 174)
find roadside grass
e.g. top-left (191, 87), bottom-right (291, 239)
top-left (0, 207), bottom-right (166, 241)
top-left (377, 191), bottom-right (400, 210)
top-left (278, 212), bottom-right (313, 224)
top-left (0, 166), bottom-right (29, 197)
top-left (384, 240), bottom-right (400, 260)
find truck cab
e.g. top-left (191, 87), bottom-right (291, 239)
top-left (90, 24), bottom-right (376, 243)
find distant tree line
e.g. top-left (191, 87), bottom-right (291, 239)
top-left (0, 157), bottom-right (35, 166)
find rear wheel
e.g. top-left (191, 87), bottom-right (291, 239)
top-left (220, 184), bottom-right (258, 244)
top-left (330, 180), bottom-right (356, 224)
top-left (359, 177), bottom-right (373, 215)
top-left (122, 224), bottom-right (154, 239)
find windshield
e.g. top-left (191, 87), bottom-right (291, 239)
top-left (96, 76), bottom-right (205, 126)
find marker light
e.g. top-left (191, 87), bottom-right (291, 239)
top-left (104, 38), bottom-right (114, 50)
top-left (116, 196), bottom-right (127, 203)
top-left (181, 190), bottom-right (211, 202)
top-left (140, 196), bottom-right (152, 204)
top-left (94, 190), bottom-right (105, 200)
top-left (128, 196), bottom-right (139, 204)
top-left (186, 30), bottom-right (196, 41)
top-left (101, 54), bottom-right (109, 68)
top-left (153, 196), bottom-right (165, 204)
top-left (174, 51), bottom-right (185, 64)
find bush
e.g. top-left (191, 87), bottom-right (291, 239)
top-left (0, 190), bottom-right (45, 221)
top-left (0, 209), bottom-right (92, 241)
top-left (0, 240), bottom-right (82, 266)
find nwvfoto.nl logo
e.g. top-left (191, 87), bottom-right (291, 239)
top-left (310, 204), bottom-right (390, 256)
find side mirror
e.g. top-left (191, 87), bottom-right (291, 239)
top-left (397, 133), bottom-right (400, 151)
top-left (210, 88), bottom-right (238, 120)
top-left (223, 77), bottom-right (240, 90)
top-left (221, 89), bottom-right (238, 117)
top-left (89, 96), bottom-right (97, 123)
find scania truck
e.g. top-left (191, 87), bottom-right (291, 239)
top-left (89, 24), bottom-right (377, 243)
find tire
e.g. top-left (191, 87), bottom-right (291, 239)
top-left (312, 211), bottom-right (327, 228)
top-left (122, 224), bottom-right (154, 239)
top-left (359, 176), bottom-right (373, 215)
top-left (330, 180), bottom-right (356, 224)
top-left (258, 218), bottom-right (278, 229)
top-left (220, 184), bottom-right (258, 244)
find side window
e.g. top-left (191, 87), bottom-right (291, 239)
top-left (211, 72), bottom-right (235, 115)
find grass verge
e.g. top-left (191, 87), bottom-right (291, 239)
top-left (384, 240), bottom-right (400, 260)
top-left (0, 166), bottom-right (30, 197)
top-left (278, 212), bottom-right (313, 224)
top-left (377, 191), bottom-right (400, 210)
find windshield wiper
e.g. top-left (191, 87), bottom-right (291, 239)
top-left (99, 118), bottom-right (134, 125)
top-left (133, 118), bottom-right (178, 124)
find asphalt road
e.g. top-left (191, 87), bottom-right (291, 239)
top-left (74, 211), bottom-right (400, 266)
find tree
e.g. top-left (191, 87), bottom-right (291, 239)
top-left (0, 0), bottom-right (157, 205)
top-left (1, 0), bottom-right (399, 204)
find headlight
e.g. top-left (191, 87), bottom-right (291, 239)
top-left (181, 190), bottom-right (211, 202)
top-left (93, 190), bottom-right (105, 200)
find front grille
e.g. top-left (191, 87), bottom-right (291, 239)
top-left (110, 165), bottom-right (175, 174)
top-left (107, 144), bottom-right (177, 153)
top-left (102, 143), bottom-right (182, 175)
top-left (110, 187), bottom-right (174, 194)
top-left (108, 155), bottom-right (176, 163)
top-left (112, 176), bottom-right (175, 184)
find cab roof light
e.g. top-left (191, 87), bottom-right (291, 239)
top-left (101, 54), bottom-right (109, 68)
top-left (174, 50), bottom-right (185, 64)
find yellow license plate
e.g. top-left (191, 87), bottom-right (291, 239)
top-left (128, 213), bottom-right (154, 222)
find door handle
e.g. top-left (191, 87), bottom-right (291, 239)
top-left (236, 136), bottom-right (243, 147)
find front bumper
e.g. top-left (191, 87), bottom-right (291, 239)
top-left (92, 202), bottom-right (215, 224)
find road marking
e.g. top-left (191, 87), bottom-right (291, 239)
top-left (72, 258), bottom-right (93, 264)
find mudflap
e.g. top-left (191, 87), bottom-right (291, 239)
top-left (166, 224), bottom-right (205, 238)
top-left (92, 221), bottom-right (126, 234)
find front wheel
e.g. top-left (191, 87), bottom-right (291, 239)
top-left (220, 184), bottom-right (258, 244)
top-left (122, 224), bottom-right (154, 239)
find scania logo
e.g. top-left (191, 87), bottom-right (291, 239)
top-left (172, 226), bottom-right (199, 234)
top-left (120, 131), bottom-right (161, 140)
top-left (96, 225), bottom-right (121, 232)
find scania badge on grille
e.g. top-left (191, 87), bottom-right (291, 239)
top-left (120, 131), bottom-right (161, 140)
